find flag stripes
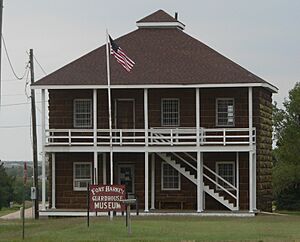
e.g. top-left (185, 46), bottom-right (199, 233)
top-left (109, 35), bottom-right (135, 72)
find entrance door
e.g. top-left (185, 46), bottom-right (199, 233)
top-left (115, 99), bottom-right (135, 129)
top-left (118, 164), bottom-right (135, 195)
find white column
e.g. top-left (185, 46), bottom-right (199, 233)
top-left (197, 151), bottom-right (203, 212)
top-left (249, 151), bottom-right (253, 212)
top-left (41, 89), bottom-right (46, 210)
top-left (51, 153), bottom-right (56, 209)
top-left (151, 153), bottom-right (155, 210)
top-left (144, 151), bottom-right (149, 212)
top-left (94, 152), bottom-right (98, 184)
top-left (248, 87), bottom-right (254, 212)
top-left (110, 151), bottom-right (113, 185)
top-left (103, 153), bottom-right (107, 184)
top-left (253, 152), bottom-right (257, 210)
top-left (248, 87), bottom-right (253, 147)
top-left (236, 152), bottom-right (239, 210)
top-left (144, 88), bottom-right (148, 146)
top-left (196, 88), bottom-right (200, 146)
top-left (93, 89), bottom-right (98, 184)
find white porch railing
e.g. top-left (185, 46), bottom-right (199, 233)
top-left (45, 127), bottom-right (255, 147)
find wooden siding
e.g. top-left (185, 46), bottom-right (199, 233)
top-left (48, 87), bottom-right (250, 129)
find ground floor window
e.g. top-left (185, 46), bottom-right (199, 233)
top-left (161, 162), bottom-right (180, 190)
top-left (216, 162), bottom-right (235, 190)
top-left (73, 162), bottom-right (92, 191)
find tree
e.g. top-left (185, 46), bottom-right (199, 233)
top-left (0, 162), bottom-right (14, 210)
top-left (273, 82), bottom-right (300, 210)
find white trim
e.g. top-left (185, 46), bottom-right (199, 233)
top-left (45, 145), bottom-right (255, 153)
top-left (161, 98), bottom-right (180, 127)
top-left (31, 82), bottom-right (278, 93)
top-left (215, 161), bottom-right (236, 191)
top-left (73, 99), bottom-right (93, 128)
top-left (161, 162), bottom-right (181, 191)
top-left (51, 153), bottom-right (56, 209)
top-left (136, 22), bottom-right (185, 30)
top-left (117, 163), bottom-right (135, 195)
top-left (248, 87), bottom-right (253, 147)
top-left (216, 98), bottom-right (235, 127)
top-left (73, 162), bottom-right (93, 191)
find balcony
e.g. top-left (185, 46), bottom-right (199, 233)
top-left (45, 127), bottom-right (256, 147)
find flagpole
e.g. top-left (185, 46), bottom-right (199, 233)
top-left (106, 29), bottom-right (114, 220)
top-left (106, 29), bottom-right (113, 182)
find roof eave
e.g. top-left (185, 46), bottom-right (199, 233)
top-left (31, 82), bottom-right (278, 93)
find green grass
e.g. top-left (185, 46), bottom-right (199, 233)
top-left (0, 207), bottom-right (20, 217)
top-left (1, 214), bottom-right (300, 241)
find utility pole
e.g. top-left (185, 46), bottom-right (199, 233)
top-left (0, 0), bottom-right (3, 107)
top-left (30, 49), bottom-right (39, 219)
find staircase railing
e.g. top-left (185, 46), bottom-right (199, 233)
top-left (169, 152), bottom-right (238, 208)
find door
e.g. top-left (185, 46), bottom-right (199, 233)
top-left (118, 164), bottom-right (135, 195)
top-left (115, 99), bottom-right (135, 129)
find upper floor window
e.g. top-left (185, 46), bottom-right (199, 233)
top-left (216, 98), bottom-right (234, 126)
top-left (161, 162), bottom-right (181, 190)
top-left (73, 162), bottom-right (92, 191)
top-left (216, 162), bottom-right (235, 191)
top-left (161, 98), bottom-right (180, 126)
top-left (73, 99), bottom-right (92, 128)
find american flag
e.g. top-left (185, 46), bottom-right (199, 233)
top-left (109, 35), bottom-right (135, 72)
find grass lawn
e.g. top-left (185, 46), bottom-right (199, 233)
top-left (1, 214), bottom-right (300, 242)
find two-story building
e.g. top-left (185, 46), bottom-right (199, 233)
top-left (32, 10), bottom-right (277, 216)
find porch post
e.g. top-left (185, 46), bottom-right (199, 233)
top-left (93, 89), bottom-right (98, 184)
top-left (151, 153), bottom-right (155, 210)
top-left (236, 152), bottom-right (239, 210)
top-left (144, 88), bottom-right (148, 146)
top-left (197, 151), bottom-right (203, 212)
top-left (144, 152), bottom-right (149, 212)
top-left (103, 153), bottom-right (107, 184)
top-left (41, 89), bottom-right (46, 210)
top-left (249, 151), bottom-right (253, 212)
top-left (51, 153), bottom-right (56, 209)
top-left (196, 88), bottom-right (200, 146)
top-left (248, 87), bottom-right (254, 212)
top-left (253, 151), bottom-right (257, 210)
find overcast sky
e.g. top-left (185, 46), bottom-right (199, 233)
top-left (0, 0), bottom-right (299, 161)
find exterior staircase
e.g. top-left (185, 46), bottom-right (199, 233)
top-left (156, 152), bottom-right (238, 211)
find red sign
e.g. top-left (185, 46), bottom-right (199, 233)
top-left (89, 184), bottom-right (126, 212)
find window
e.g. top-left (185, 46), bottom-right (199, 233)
top-left (73, 162), bottom-right (92, 191)
top-left (73, 99), bottom-right (92, 128)
top-left (161, 99), bottom-right (180, 126)
top-left (161, 162), bottom-right (180, 190)
top-left (216, 162), bottom-right (235, 190)
top-left (216, 98), bottom-right (235, 126)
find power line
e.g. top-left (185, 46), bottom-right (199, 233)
top-left (0, 100), bottom-right (47, 107)
top-left (2, 34), bottom-right (29, 80)
top-left (33, 54), bottom-right (47, 75)
top-left (0, 124), bottom-right (41, 129)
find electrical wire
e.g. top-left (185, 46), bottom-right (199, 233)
top-left (33, 54), bottom-right (47, 75)
top-left (2, 34), bottom-right (29, 80)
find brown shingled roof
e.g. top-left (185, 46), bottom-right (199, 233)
top-left (137, 9), bottom-right (178, 23)
top-left (33, 10), bottom-right (275, 90)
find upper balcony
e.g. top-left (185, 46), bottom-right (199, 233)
top-left (45, 127), bottom-right (256, 148)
